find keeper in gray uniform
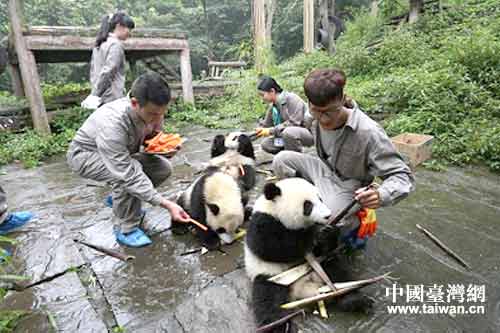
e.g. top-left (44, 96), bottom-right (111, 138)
top-left (82, 12), bottom-right (135, 109)
top-left (67, 72), bottom-right (191, 247)
top-left (255, 76), bottom-right (314, 154)
top-left (273, 69), bottom-right (415, 247)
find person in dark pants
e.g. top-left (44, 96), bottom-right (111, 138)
top-left (255, 76), bottom-right (314, 154)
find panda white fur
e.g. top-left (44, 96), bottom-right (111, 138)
top-left (209, 131), bottom-right (256, 193)
top-left (177, 166), bottom-right (245, 249)
top-left (245, 178), bottom-right (373, 332)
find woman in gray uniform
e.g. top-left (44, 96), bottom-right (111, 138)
top-left (82, 12), bottom-right (135, 109)
top-left (255, 76), bottom-right (314, 154)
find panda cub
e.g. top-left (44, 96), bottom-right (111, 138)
top-left (209, 131), bottom-right (256, 193)
top-left (177, 167), bottom-right (245, 249)
top-left (245, 178), bottom-right (374, 332)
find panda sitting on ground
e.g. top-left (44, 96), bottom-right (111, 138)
top-left (245, 178), bottom-right (374, 332)
top-left (176, 166), bottom-right (245, 250)
top-left (209, 131), bottom-right (257, 194)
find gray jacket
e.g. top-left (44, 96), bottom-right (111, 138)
top-left (70, 98), bottom-right (163, 206)
top-left (315, 101), bottom-right (415, 207)
top-left (90, 35), bottom-right (126, 104)
top-left (260, 91), bottom-right (309, 135)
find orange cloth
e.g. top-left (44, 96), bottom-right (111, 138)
top-left (356, 208), bottom-right (377, 239)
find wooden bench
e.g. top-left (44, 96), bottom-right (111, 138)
top-left (207, 61), bottom-right (246, 80)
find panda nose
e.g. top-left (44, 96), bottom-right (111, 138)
top-left (216, 227), bottom-right (226, 234)
top-left (324, 214), bottom-right (331, 221)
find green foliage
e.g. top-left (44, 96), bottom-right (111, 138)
top-left (0, 92), bottom-right (26, 108)
top-left (41, 83), bottom-right (90, 103)
top-left (0, 311), bottom-right (28, 333)
top-left (211, 0), bottom-right (500, 172)
top-left (0, 106), bottom-right (89, 168)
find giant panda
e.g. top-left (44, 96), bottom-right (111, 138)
top-left (176, 166), bottom-right (245, 250)
top-left (245, 178), bottom-right (374, 332)
top-left (209, 131), bottom-right (256, 193)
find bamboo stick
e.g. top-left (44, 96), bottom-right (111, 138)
top-left (305, 252), bottom-right (336, 292)
top-left (281, 273), bottom-right (390, 310)
top-left (416, 224), bottom-right (471, 269)
top-left (255, 309), bottom-right (305, 333)
top-left (74, 239), bottom-right (135, 262)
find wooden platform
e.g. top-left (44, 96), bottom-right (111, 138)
top-left (21, 27), bottom-right (190, 63)
top-left (5, 0), bottom-right (194, 134)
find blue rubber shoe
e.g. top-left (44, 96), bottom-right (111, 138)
top-left (105, 195), bottom-right (113, 208)
top-left (0, 211), bottom-right (33, 235)
top-left (115, 227), bottom-right (152, 248)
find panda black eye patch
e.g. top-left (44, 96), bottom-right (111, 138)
top-left (303, 200), bottom-right (313, 216)
top-left (207, 203), bottom-right (220, 216)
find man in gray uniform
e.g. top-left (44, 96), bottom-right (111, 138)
top-left (67, 72), bottom-right (190, 247)
top-left (273, 69), bottom-right (415, 247)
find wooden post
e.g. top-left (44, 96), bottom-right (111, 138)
top-left (8, 0), bottom-right (50, 134)
top-left (303, 0), bottom-right (314, 53)
top-left (179, 48), bottom-right (194, 104)
top-left (371, 0), bottom-right (379, 16)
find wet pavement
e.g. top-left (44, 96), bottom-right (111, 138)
top-left (0, 126), bottom-right (499, 333)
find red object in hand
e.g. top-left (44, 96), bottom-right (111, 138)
top-left (356, 208), bottom-right (377, 238)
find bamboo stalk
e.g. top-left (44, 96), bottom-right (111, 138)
top-left (281, 273), bottom-right (390, 310)
top-left (256, 169), bottom-right (273, 176)
top-left (416, 224), bottom-right (471, 269)
top-left (305, 252), bottom-right (336, 292)
top-left (74, 239), bottom-right (135, 262)
top-left (255, 309), bottom-right (305, 333)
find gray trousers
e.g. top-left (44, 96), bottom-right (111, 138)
top-left (0, 186), bottom-right (8, 224)
top-left (67, 147), bottom-right (171, 232)
top-left (272, 151), bottom-right (362, 235)
top-left (261, 126), bottom-right (314, 155)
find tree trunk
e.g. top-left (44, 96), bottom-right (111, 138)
top-left (253, 0), bottom-right (267, 72)
top-left (303, 0), bottom-right (314, 53)
top-left (328, 0), bottom-right (336, 54)
top-left (409, 0), bottom-right (423, 24)
top-left (265, 0), bottom-right (276, 44)
top-left (318, 0), bottom-right (336, 54)
top-left (200, 0), bottom-right (213, 59)
top-left (371, 0), bottom-right (379, 16)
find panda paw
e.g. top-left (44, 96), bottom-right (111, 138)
top-left (199, 233), bottom-right (221, 251)
top-left (335, 291), bottom-right (375, 314)
top-left (170, 221), bottom-right (190, 235)
top-left (312, 225), bottom-right (341, 257)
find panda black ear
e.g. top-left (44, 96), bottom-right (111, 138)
top-left (207, 203), bottom-right (220, 216)
top-left (211, 134), bottom-right (226, 158)
top-left (237, 135), bottom-right (255, 159)
top-left (264, 182), bottom-right (281, 201)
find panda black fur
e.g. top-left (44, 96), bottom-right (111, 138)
top-left (209, 132), bottom-right (256, 193)
top-left (245, 178), bottom-right (374, 332)
top-left (176, 166), bottom-right (245, 250)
